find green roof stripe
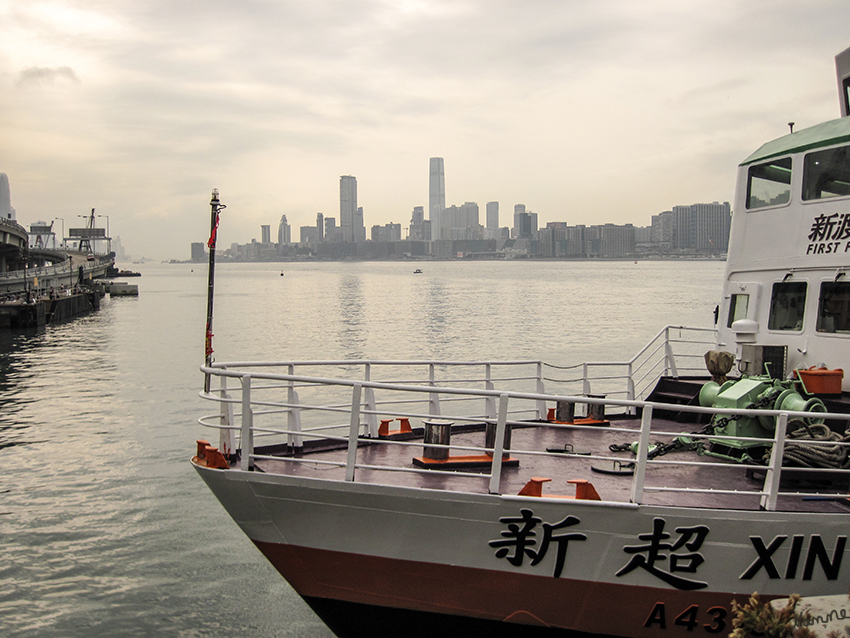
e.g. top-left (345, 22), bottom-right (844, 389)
top-left (740, 117), bottom-right (850, 165)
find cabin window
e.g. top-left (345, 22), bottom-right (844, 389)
top-left (727, 294), bottom-right (749, 327)
top-left (817, 281), bottom-right (850, 333)
top-left (803, 146), bottom-right (850, 200)
top-left (746, 158), bottom-right (792, 209)
top-left (768, 282), bottom-right (807, 331)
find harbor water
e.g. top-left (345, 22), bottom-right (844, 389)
top-left (0, 259), bottom-right (724, 637)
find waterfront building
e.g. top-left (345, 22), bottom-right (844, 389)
top-left (672, 202), bottom-right (731, 252)
top-left (512, 204), bottom-right (525, 238)
top-left (316, 213), bottom-right (324, 242)
top-left (371, 223), bottom-right (402, 242)
top-left (324, 217), bottom-right (340, 242)
top-left (408, 206), bottom-right (428, 241)
top-left (340, 176), bottom-right (357, 243)
top-left (486, 202), bottom-right (499, 230)
top-left (429, 158), bottom-right (446, 239)
top-left (300, 226), bottom-right (318, 244)
top-left (261, 225), bottom-right (271, 244)
top-left (277, 215), bottom-right (291, 245)
top-left (191, 242), bottom-right (205, 261)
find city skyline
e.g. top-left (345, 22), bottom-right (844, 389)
top-left (2, 3), bottom-right (848, 260)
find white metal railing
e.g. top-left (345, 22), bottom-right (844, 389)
top-left (198, 355), bottom-right (850, 512)
top-left (540, 325), bottom-right (717, 408)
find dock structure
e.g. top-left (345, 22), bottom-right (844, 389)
top-left (0, 219), bottom-right (115, 327)
top-left (0, 289), bottom-right (101, 328)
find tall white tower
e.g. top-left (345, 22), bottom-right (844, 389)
top-left (429, 158), bottom-right (445, 240)
top-left (340, 175), bottom-right (357, 243)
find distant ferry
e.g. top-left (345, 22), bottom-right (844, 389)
top-left (192, 48), bottom-right (850, 637)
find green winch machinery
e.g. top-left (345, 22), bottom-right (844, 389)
top-left (697, 375), bottom-right (827, 462)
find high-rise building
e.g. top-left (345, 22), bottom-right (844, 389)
top-left (261, 225), bottom-right (271, 244)
top-left (0, 173), bottom-right (15, 220)
top-left (512, 204), bottom-right (526, 238)
top-left (355, 207), bottom-right (366, 243)
top-left (672, 202), bottom-right (731, 252)
top-left (324, 217), bottom-right (339, 242)
top-left (408, 206), bottom-right (427, 240)
top-left (191, 242), bottom-right (206, 261)
top-left (340, 176), bottom-right (357, 243)
top-left (429, 158), bottom-right (446, 239)
top-left (316, 213), bottom-right (324, 242)
top-left (277, 215), bottom-right (291, 245)
top-left (486, 202), bottom-right (499, 230)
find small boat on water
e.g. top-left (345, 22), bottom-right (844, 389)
top-left (192, 49), bottom-right (850, 638)
top-left (414, 268), bottom-right (423, 274)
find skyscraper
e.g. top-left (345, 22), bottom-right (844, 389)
top-left (340, 175), bottom-right (357, 243)
top-left (0, 173), bottom-right (14, 220)
top-left (261, 225), bottom-right (271, 244)
top-left (278, 215), bottom-right (291, 245)
top-left (316, 213), bottom-right (324, 242)
top-left (486, 202), bottom-right (499, 230)
top-left (429, 158), bottom-right (445, 239)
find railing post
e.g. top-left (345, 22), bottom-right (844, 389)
top-left (535, 362), bottom-right (546, 420)
top-left (484, 364), bottom-right (496, 421)
top-left (488, 394), bottom-right (510, 495)
top-left (582, 362), bottom-right (591, 396)
top-left (664, 326), bottom-right (679, 378)
top-left (761, 413), bottom-right (788, 511)
top-left (219, 373), bottom-right (236, 457)
top-left (345, 384), bottom-right (363, 482)
top-left (429, 363), bottom-right (441, 416)
top-left (630, 405), bottom-right (652, 504)
top-left (363, 363), bottom-right (378, 437)
top-left (626, 362), bottom-right (636, 416)
top-left (240, 375), bottom-right (254, 471)
top-left (287, 364), bottom-right (303, 449)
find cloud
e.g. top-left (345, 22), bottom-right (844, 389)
top-left (15, 65), bottom-right (80, 86)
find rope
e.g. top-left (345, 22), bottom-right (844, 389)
top-left (778, 421), bottom-right (850, 469)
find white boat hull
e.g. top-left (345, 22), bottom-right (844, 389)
top-left (195, 463), bottom-right (850, 637)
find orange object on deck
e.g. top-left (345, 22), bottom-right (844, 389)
top-left (568, 478), bottom-right (601, 500)
top-left (193, 439), bottom-right (230, 469)
top-left (518, 477), bottom-right (551, 497)
top-left (379, 417), bottom-right (413, 437)
top-left (518, 477), bottom-right (601, 500)
top-left (795, 367), bottom-right (844, 394)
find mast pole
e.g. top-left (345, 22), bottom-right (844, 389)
top-left (204, 189), bottom-right (225, 393)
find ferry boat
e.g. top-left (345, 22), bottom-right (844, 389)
top-left (192, 49), bottom-right (850, 638)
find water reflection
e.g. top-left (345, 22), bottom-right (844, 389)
top-left (336, 273), bottom-right (367, 358)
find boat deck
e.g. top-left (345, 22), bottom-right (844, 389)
top-left (251, 415), bottom-right (850, 514)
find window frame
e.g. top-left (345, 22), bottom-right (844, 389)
top-left (746, 157), bottom-right (793, 211)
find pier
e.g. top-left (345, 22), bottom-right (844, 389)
top-left (0, 216), bottom-right (115, 328)
top-left (0, 289), bottom-right (101, 329)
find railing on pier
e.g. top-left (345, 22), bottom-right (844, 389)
top-left (197, 326), bottom-right (850, 512)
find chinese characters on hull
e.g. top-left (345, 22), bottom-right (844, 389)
top-left (490, 511), bottom-right (847, 589)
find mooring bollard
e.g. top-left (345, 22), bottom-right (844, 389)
top-left (485, 421), bottom-right (512, 458)
top-left (587, 395), bottom-right (606, 421)
top-left (423, 419), bottom-right (453, 460)
top-left (556, 400), bottom-right (575, 423)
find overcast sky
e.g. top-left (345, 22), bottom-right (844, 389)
top-left (2, 0), bottom-right (849, 260)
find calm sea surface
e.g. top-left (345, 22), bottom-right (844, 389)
top-left (0, 259), bottom-right (724, 637)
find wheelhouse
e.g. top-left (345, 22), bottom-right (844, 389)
top-left (717, 115), bottom-right (850, 387)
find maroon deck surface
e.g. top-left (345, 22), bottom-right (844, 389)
top-left (252, 415), bottom-right (850, 514)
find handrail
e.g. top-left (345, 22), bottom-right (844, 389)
top-left (199, 360), bottom-right (850, 513)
